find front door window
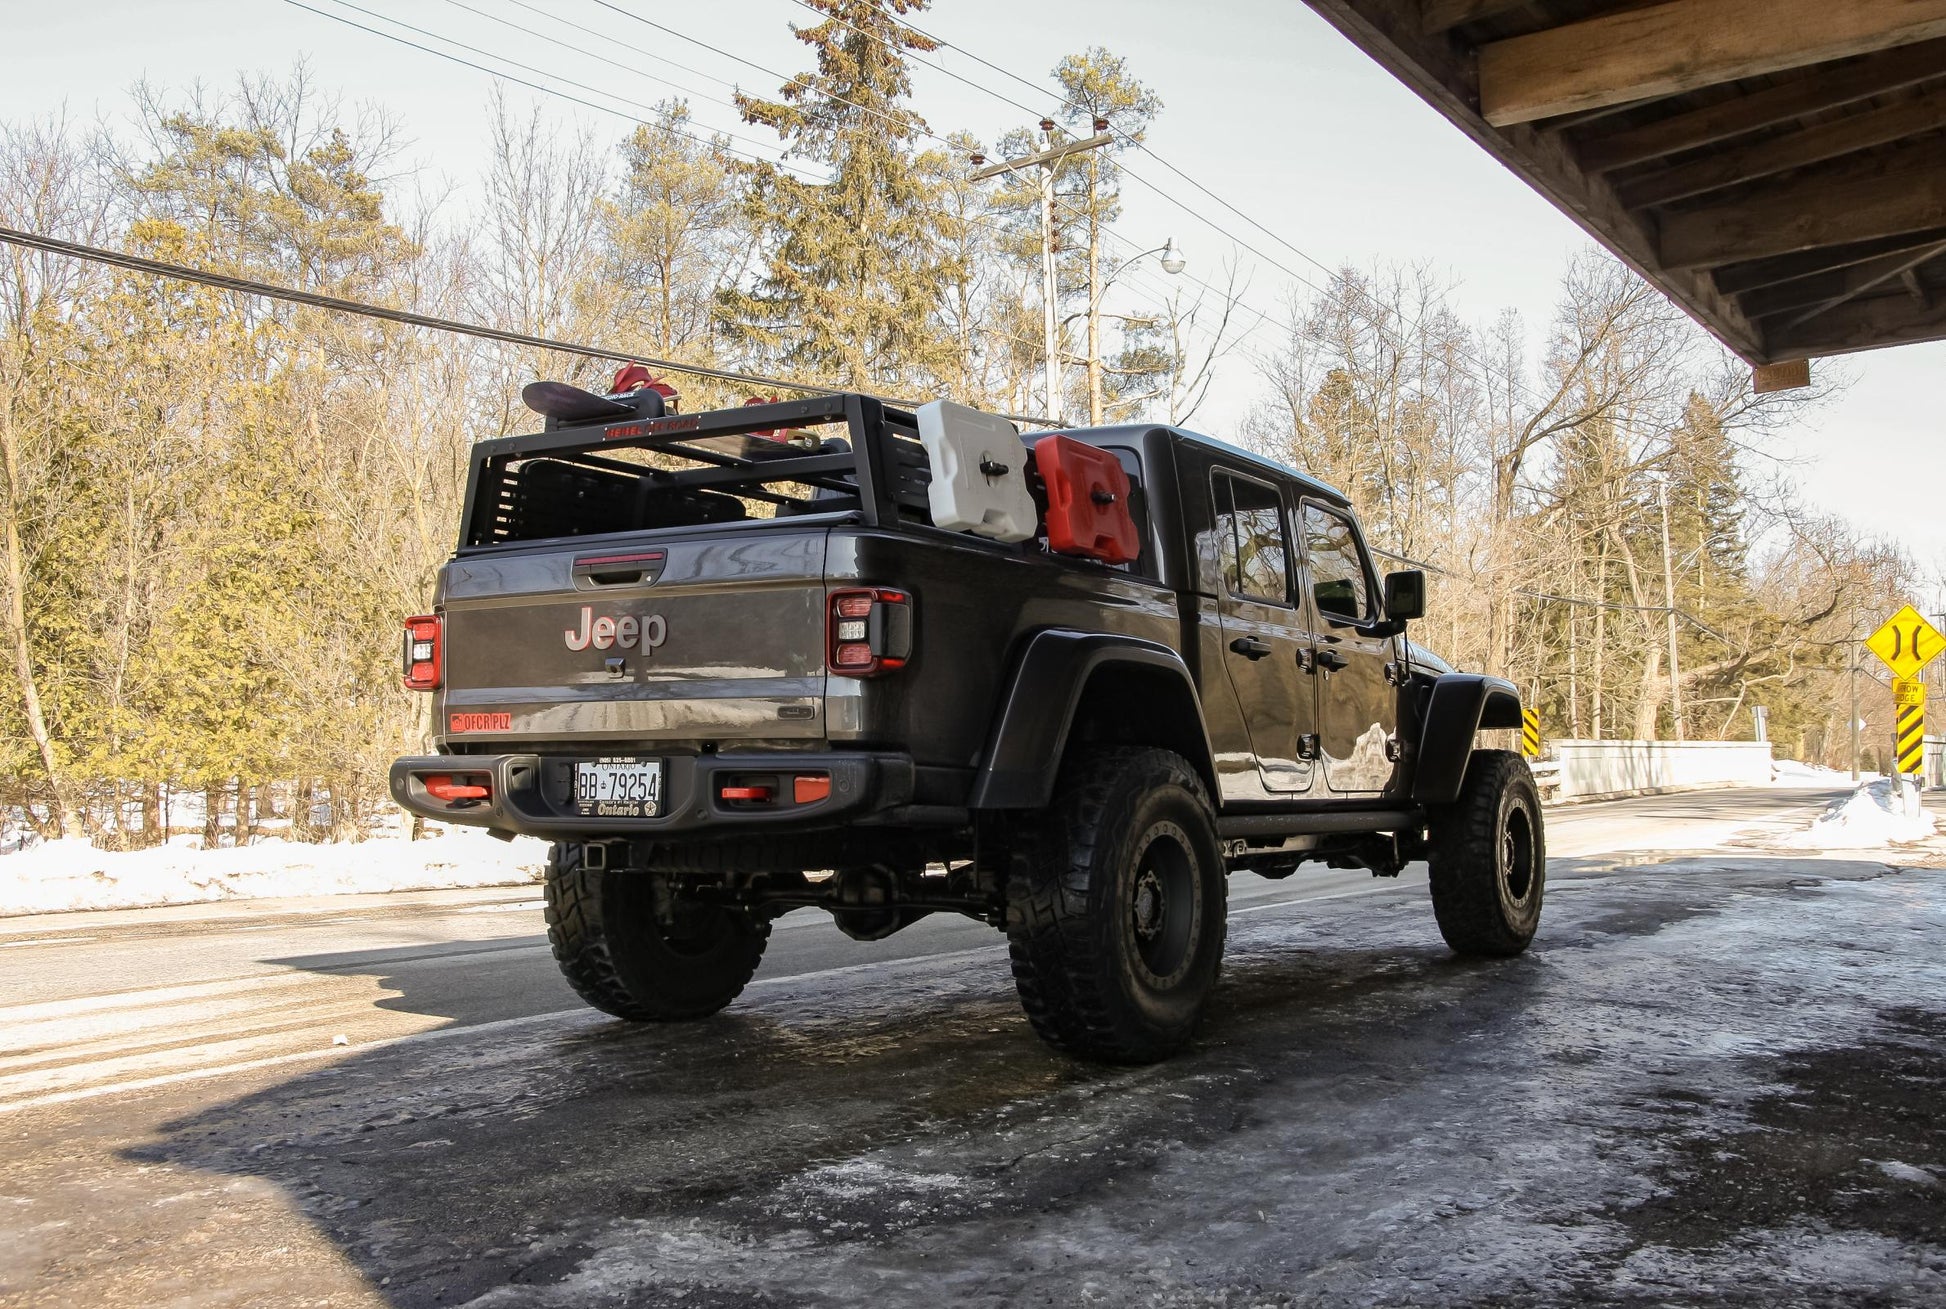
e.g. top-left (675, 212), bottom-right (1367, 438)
top-left (1210, 472), bottom-right (1311, 793)
top-left (1300, 502), bottom-right (1398, 795)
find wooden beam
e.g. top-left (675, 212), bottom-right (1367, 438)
top-left (1660, 142), bottom-right (1946, 269)
top-left (1616, 85), bottom-right (1946, 209)
top-left (1740, 241), bottom-right (1946, 319)
top-left (1572, 39), bottom-right (1946, 173)
top-left (1781, 247), bottom-right (1945, 326)
top-left (1479, 0), bottom-right (1946, 127)
top-left (1763, 279), bottom-right (1946, 358)
top-left (1711, 229), bottom-right (1946, 294)
top-left (1420, 0), bottom-right (1530, 36)
top-left (1737, 270), bottom-right (1850, 319)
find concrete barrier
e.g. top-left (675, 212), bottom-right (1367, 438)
top-left (1535, 739), bottom-right (1775, 803)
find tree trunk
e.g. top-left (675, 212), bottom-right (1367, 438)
top-left (0, 407), bottom-right (80, 838)
top-left (202, 785), bottom-right (225, 849)
top-left (139, 781), bottom-right (161, 850)
top-left (292, 776), bottom-right (316, 841)
top-left (1634, 643), bottom-right (1664, 740)
top-left (232, 777), bottom-right (252, 847)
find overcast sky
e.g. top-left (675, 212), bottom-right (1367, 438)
top-left (7, 0), bottom-right (1941, 585)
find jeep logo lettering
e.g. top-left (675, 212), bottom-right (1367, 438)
top-left (564, 606), bottom-right (668, 653)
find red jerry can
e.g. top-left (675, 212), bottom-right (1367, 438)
top-left (1033, 434), bottom-right (1140, 564)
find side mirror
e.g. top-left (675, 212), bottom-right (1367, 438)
top-left (1383, 569), bottom-right (1427, 623)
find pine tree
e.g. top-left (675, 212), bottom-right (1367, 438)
top-left (722, 0), bottom-right (956, 390)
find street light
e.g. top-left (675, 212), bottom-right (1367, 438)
top-left (1081, 238), bottom-right (1186, 424)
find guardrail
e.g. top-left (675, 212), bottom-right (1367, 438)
top-left (1528, 739), bottom-right (1774, 804)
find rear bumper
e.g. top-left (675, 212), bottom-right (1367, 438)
top-left (389, 751), bottom-right (916, 840)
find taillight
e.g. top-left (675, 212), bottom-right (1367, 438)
top-left (402, 614), bottom-right (442, 691)
top-left (827, 588), bottom-right (912, 677)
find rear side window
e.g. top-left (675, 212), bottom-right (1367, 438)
top-left (1212, 472), bottom-right (1290, 605)
top-left (1302, 503), bottom-right (1373, 620)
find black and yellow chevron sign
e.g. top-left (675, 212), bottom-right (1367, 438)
top-left (1521, 707), bottom-right (1542, 759)
top-left (1896, 684), bottom-right (1925, 777)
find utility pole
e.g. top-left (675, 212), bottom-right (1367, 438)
top-left (1039, 150), bottom-right (1058, 422)
top-left (1658, 480), bottom-right (1684, 741)
top-left (1085, 118), bottom-right (1103, 427)
top-left (970, 125), bottom-right (1110, 424)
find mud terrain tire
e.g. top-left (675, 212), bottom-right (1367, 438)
top-left (1427, 749), bottom-right (1545, 956)
top-left (1007, 747), bottom-right (1227, 1063)
top-left (544, 843), bottom-right (769, 1021)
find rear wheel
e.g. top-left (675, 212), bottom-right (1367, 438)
top-left (1427, 750), bottom-right (1545, 956)
top-left (544, 842), bottom-right (769, 1021)
top-left (1007, 747), bottom-right (1227, 1063)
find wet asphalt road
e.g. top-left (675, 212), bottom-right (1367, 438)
top-left (3, 786), bottom-right (1944, 1307)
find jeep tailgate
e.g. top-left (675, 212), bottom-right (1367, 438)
top-left (435, 527), bottom-right (829, 747)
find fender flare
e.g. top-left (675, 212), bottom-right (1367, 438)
top-left (1412, 673), bottom-right (1524, 805)
top-left (968, 629), bottom-right (1214, 810)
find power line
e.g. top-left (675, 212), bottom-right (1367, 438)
top-left (0, 224), bottom-right (1057, 424)
top-left (431, 0), bottom-right (842, 167)
top-left (283, 0), bottom-right (822, 183)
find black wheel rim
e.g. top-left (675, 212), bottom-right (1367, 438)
top-left (1501, 803), bottom-right (1536, 904)
top-left (1129, 822), bottom-right (1199, 986)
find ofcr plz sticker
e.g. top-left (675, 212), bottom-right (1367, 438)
top-left (449, 712), bottom-right (512, 733)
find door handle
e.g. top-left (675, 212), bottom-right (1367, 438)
top-left (1296, 648), bottom-right (1316, 674)
top-left (1229, 636), bottom-right (1273, 660)
top-left (1316, 649), bottom-right (1349, 671)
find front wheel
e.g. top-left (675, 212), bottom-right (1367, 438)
top-left (544, 843), bottom-right (769, 1021)
top-left (1427, 749), bottom-right (1545, 956)
top-left (1007, 747), bottom-right (1227, 1063)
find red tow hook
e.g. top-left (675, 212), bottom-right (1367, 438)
top-left (424, 774), bottom-right (490, 802)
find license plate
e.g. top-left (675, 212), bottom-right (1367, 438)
top-left (573, 758), bottom-right (663, 818)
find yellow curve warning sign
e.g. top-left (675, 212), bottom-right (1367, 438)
top-left (1866, 604), bottom-right (1946, 679)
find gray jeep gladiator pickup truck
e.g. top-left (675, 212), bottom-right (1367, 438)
top-left (391, 378), bottom-right (1542, 1062)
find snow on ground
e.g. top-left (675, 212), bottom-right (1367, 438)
top-left (1771, 758), bottom-right (1879, 788)
top-left (1782, 778), bottom-right (1938, 850)
top-left (0, 826), bottom-right (548, 917)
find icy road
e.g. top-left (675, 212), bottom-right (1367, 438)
top-left (3, 787), bottom-right (1944, 1307)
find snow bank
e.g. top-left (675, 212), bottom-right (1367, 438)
top-left (0, 827), bottom-right (548, 917)
top-left (1771, 759), bottom-right (1876, 789)
top-left (1782, 779), bottom-right (1937, 850)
